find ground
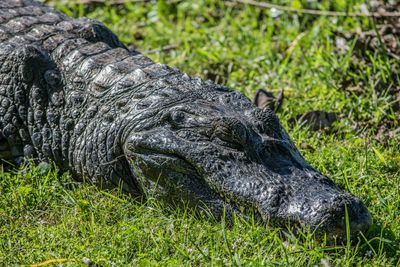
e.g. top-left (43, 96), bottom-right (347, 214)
top-left (1, 0), bottom-right (399, 265)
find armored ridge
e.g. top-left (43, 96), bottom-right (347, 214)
top-left (0, 0), bottom-right (371, 238)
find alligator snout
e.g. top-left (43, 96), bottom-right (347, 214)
top-left (286, 188), bottom-right (372, 238)
top-left (316, 196), bottom-right (372, 237)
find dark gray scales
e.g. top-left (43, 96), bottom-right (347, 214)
top-left (0, 0), bottom-right (371, 239)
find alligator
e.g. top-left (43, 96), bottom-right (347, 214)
top-left (0, 0), bottom-right (371, 238)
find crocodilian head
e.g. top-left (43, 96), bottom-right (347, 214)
top-left (123, 81), bottom-right (371, 240)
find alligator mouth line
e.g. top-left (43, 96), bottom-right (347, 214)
top-left (126, 146), bottom-right (198, 173)
top-left (126, 147), bottom-right (300, 223)
top-left (125, 146), bottom-right (205, 191)
top-left (125, 146), bottom-right (254, 212)
top-left (124, 145), bottom-right (370, 240)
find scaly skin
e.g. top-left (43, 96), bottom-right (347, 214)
top-left (0, 0), bottom-right (371, 238)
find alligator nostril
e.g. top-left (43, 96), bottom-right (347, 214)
top-left (303, 195), bottom-right (371, 238)
top-left (330, 197), bottom-right (372, 236)
top-left (348, 198), bottom-right (372, 233)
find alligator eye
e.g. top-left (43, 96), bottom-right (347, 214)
top-left (214, 119), bottom-right (248, 149)
top-left (44, 69), bottom-right (62, 87)
top-left (230, 126), bottom-right (248, 147)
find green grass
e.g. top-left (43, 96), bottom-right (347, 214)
top-left (1, 0), bottom-right (400, 265)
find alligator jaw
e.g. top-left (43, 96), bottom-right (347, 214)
top-left (125, 138), bottom-right (372, 239)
